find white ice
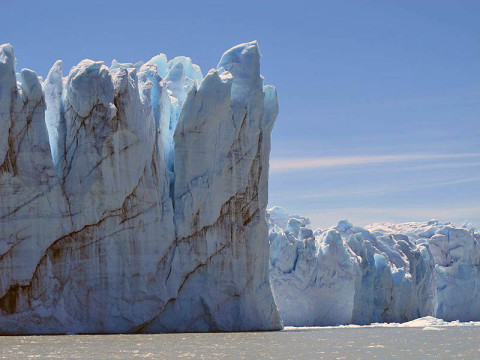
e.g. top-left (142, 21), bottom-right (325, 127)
top-left (0, 41), bottom-right (281, 334)
top-left (268, 207), bottom-right (479, 326)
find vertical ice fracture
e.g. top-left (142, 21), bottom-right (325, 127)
top-left (0, 41), bottom-right (282, 334)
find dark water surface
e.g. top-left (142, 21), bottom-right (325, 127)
top-left (1, 326), bottom-right (479, 359)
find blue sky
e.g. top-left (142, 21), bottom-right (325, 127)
top-left (2, 0), bottom-right (479, 228)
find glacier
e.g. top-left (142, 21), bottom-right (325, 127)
top-left (0, 41), bottom-right (282, 334)
top-left (268, 207), bottom-right (480, 326)
top-left (2, 39), bottom-right (478, 334)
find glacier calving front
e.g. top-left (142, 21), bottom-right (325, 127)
top-left (2, 39), bottom-right (478, 333)
top-left (268, 207), bottom-right (480, 326)
top-left (0, 42), bottom-right (282, 334)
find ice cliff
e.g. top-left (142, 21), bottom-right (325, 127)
top-left (268, 207), bottom-right (480, 326)
top-left (0, 41), bottom-right (282, 334)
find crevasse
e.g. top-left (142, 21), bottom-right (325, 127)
top-left (0, 41), bottom-right (282, 334)
top-left (268, 206), bottom-right (480, 326)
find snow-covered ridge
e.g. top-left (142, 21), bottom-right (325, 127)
top-left (268, 207), bottom-right (480, 326)
top-left (0, 42), bottom-right (281, 334)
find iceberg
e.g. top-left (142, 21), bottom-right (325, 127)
top-left (268, 207), bottom-right (479, 326)
top-left (0, 41), bottom-right (281, 334)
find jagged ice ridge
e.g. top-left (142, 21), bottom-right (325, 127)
top-left (0, 41), bottom-right (282, 334)
top-left (268, 207), bottom-right (480, 326)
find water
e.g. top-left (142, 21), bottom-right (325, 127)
top-left (1, 326), bottom-right (479, 359)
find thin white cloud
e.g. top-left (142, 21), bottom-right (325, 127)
top-left (270, 153), bottom-right (480, 172)
top-left (431, 177), bottom-right (480, 187)
top-left (399, 161), bottom-right (480, 172)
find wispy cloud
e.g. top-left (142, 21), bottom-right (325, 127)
top-left (431, 177), bottom-right (480, 187)
top-left (270, 153), bottom-right (480, 172)
top-left (399, 161), bottom-right (480, 172)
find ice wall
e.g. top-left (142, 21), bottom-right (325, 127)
top-left (0, 42), bottom-right (281, 334)
top-left (367, 221), bottom-right (480, 322)
top-left (268, 207), bottom-right (478, 326)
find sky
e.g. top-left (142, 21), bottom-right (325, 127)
top-left (1, 0), bottom-right (479, 229)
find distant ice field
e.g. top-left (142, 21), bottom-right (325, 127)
top-left (1, 318), bottom-right (479, 359)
